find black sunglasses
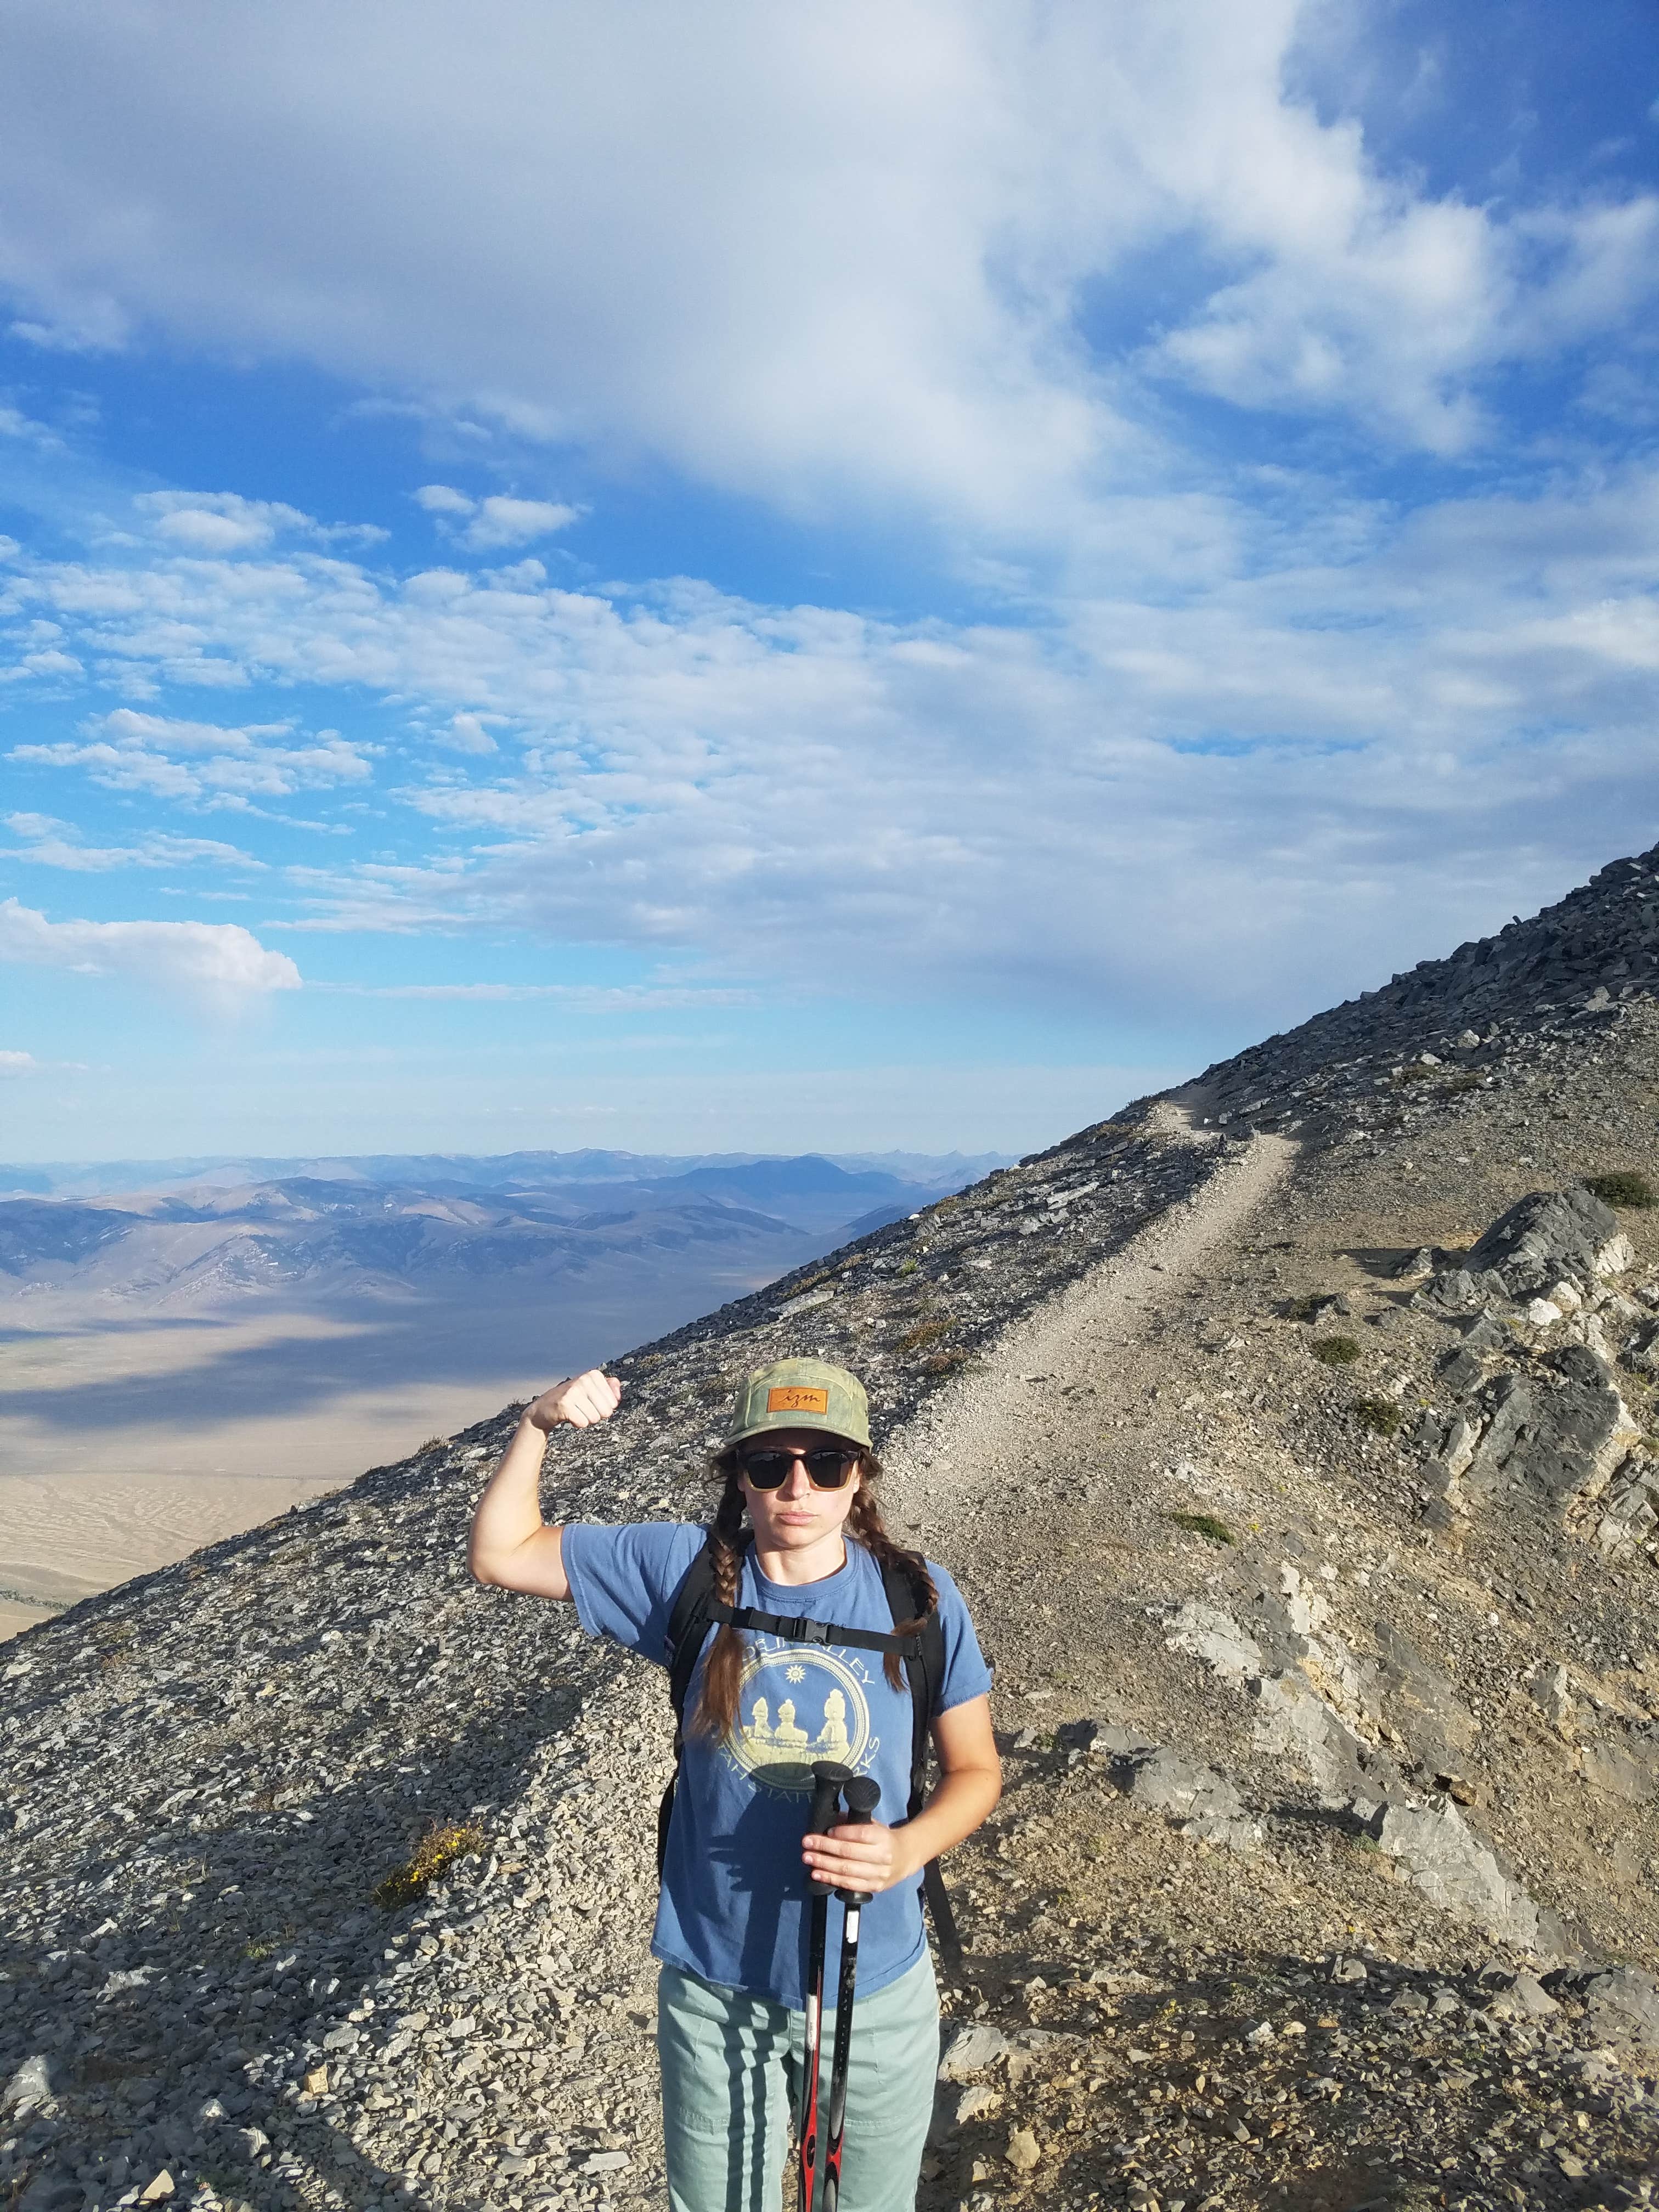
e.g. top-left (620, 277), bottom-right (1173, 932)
top-left (737, 1443), bottom-right (861, 1491)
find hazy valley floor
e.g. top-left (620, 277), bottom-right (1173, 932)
top-left (0, 1271), bottom-right (781, 1640)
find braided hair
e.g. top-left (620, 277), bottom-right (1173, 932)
top-left (690, 1448), bottom-right (939, 1740)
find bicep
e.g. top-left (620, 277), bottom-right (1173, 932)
top-left (931, 1692), bottom-right (999, 1780)
top-left (482, 1524), bottom-right (570, 1601)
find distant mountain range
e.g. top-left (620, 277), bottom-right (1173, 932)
top-left (0, 1150), bottom-right (1010, 1308)
top-left (0, 1146), bottom-right (1008, 1203)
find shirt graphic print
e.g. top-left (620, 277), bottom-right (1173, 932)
top-left (561, 1519), bottom-right (992, 2008)
top-left (727, 1642), bottom-right (874, 1792)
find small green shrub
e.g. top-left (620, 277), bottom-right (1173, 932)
top-left (1311, 1336), bottom-right (1362, 1366)
top-left (1165, 1509), bottom-right (1235, 1545)
top-left (1353, 1395), bottom-right (1403, 1437)
top-left (896, 1257), bottom-right (919, 1277)
top-left (1585, 1170), bottom-right (1656, 1210)
top-left (922, 1350), bottom-right (966, 1375)
top-left (1438, 1071), bottom-right (1483, 1095)
top-left (1286, 1292), bottom-right (1327, 1323)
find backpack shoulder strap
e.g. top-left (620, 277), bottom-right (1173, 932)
top-left (879, 1556), bottom-right (963, 1970)
top-left (664, 1533), bottom-right (723, 1728)
top-left (657, 1532), bottom-right (725, 1880)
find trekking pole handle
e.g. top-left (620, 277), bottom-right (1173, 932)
top-left (836, 1776), bottom-right (882, 1904)
top-left (809, 1761), bottom-right (850, 1899)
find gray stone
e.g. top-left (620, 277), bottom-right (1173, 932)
top-left (1412, 1268), bottom-right (1486, 1316)
top-left (2, 2055), bottom-right (54, 2112)
top-left (1574, 1965), bottom-right (1659, 2050)
top-left (18, 2179), bottom-right (81, 2212)
top-left (1438, 1347), bottom-right (1486, 1395)
top-left (1579, 1736), bottom-right (1659, 1802)
top-left (938, 2022), bottom-right (1012, 2081)
top-left (1056, 1718), bottom-right (1156, 1760)
top-left (1531, 1663), bottom-right (1577, 1730)
top-left (1460, 1372), bottom-right (1532, 1501)
top-left (1466, 1186), bottom-right (1633, 1299)
top-left (1596, 1462), bottom-right (1658, 1558)
top-left (1364, 1799), bottom-right (1564, 1956)
top-left (1514, 1345), bottom-right (1640, 1504)
top-left (1104, 1744), bottom-right (1263, 1854)
top-left (1374, 1622), bottom-right (1480, 1776)
top-left (1458, 1311), bottom-right (1509, 1353)
top-left (1252, 1671), bottom-right (1396, 1808)
top-left (1164, 1600), bottom-right (1265, 1684)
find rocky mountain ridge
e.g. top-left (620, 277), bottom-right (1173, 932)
top-left (8, 840), bottom-right (1659, 2212)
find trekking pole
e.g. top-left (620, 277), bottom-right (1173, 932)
top-left (819, 1774), bottom-right (882, 2212)
top-left (799, 1763), bottom-right (849, 2212)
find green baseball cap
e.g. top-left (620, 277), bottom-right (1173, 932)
top-left (725, 1357), bottom-right (871, 1451)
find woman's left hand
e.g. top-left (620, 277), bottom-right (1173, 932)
top-left (802, 1817), bottom-right (914, 1895)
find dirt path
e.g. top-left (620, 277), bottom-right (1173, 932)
top-left (884, 1125), bottom-right (1296, 1546)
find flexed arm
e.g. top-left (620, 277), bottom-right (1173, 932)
top-left (467, 1368), bottom-right (622, 1598)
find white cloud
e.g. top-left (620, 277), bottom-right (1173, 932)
top-left (2, 454), bottom-right (1657, 1029)
top-left (0, 2), bottom-right (1652, 538)
top-left (414, 484), bottom-right (475, 517)
top-left (441, 712), bottom-right (499, 755)
top-left (0, 1049), bottom-right (39, 1077)
top-left (3, 811), bottom-right (261, 871)
top-left (415, 485), bottom-right (582, 550)
top-left (9, 709), bottom-right (374, 808)
top-left (0, 898), bottom-right (301, 1008)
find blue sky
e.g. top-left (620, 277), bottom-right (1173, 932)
top-left (1, 0), bottom-right (1656, 1161)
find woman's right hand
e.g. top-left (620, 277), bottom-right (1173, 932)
top-left (525, 1368), bottom-right (623, 1434)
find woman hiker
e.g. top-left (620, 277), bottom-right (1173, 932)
top-left (468, 1355), bottom-right (1002, 2212)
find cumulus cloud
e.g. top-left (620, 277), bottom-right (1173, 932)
top-left (9, 709), bottom-right (374, 808)
top-left (0, 2), bottom-right (1651, 538)
top-left (0, 898), bottom-right (301, 1008)
top-left (0, 1049), bottom-right (40, 1077)
top-left (3, 811), bottom-right (261, 871)
top-left (8, 449), bottom-right (1645, 1024)
top-left (415, 486), bottom-right (582, 550)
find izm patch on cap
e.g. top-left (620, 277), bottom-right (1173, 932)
top-left (767, 1385), bottom-right (830, 1415)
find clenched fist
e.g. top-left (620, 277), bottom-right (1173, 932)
top-left (525, 1368), bottom-right (623, 1433)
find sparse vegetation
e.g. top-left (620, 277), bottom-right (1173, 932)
top-left (896, 1317), bottom-right (953, 1352)
top-left (417, 1435), bottom-right (448, 1454)
top-left (1165, 1509), bottom-right (1235, 1545)
top-left (1311, 1335), bottom-right (1362, 1365)
top-left (696, 1373), bottom-right (735, 1401)
top-left (921, 1349), bottom-right (966, 1376)
top-left (374, 1820), bottom-right (487, 1911)
top-left (1585, 1170), bottom-right (1656, 1209)
top-left (896, 1257), bottom-right (919, 1277)
top-left (1286, 1291), bottom-right (1329, 1322)
top-left (242, 1937), bottom-right (274, 1961)
top-left (1438, 1070), bottom-right (1484, 1094)
top-left (1353, 1395), bottom-right (1404, 1437)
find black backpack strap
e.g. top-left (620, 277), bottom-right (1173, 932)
top-left (714, 1600), bottom-right (923, 1661)
top-left (657, 1537), bottom-right (722, 1877)
top-left (879, 1559), bottom-right (963, 1971)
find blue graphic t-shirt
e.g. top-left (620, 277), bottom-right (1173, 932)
top-left (562, 1522), bottom-right (991, 2008)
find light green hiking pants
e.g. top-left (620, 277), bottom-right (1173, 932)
top-left (656, 1954), bottom-right (939, 2212)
